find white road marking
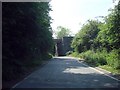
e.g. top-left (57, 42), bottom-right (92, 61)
top-left (77, 60), bottom-right (120, 82)
top-left (12, 57), bottom-right (120, 88)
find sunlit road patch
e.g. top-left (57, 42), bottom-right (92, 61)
top-left (13, 57), bottom-right (119, 88)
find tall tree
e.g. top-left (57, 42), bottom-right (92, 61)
top-left (71, 20), bottom-right (101, 52)
top-left (2, 2), bottom-right (54, 81)
top-left (96, 1), bottom-right (120, 50)
top-left (55, 26), bottom-right (71, 39)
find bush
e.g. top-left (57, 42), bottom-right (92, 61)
top-left (73, 49), bottom-right (120, 70)
top-left (106, 50), bottom-right (120, 69)
top-left (66, 51), bottom-right (73, 56)
top-left (96, 50), bottom-right (107, 65)
top-left (83, 50), bottom-right (98, 66)
top-left (70, 52), bottom-right (79, 57)
top-left (77, 50), bottom-right (107, 66)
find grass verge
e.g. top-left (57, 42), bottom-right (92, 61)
top-left (99, 65), bottom-right (120, 75)
top-left (70, 51), bottom-right (120, 80)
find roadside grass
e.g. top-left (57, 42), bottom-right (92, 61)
top-left (99, 65), bottom-right (120, 75)
top-left (70, 51), bottom-right (120, 75)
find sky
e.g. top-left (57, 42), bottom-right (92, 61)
top-left (49, 0), bottom-right (118, 38)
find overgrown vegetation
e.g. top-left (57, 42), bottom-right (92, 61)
top-left (71, 1), bottom-right (120, 73)
top-left (3, 2), bottom-right (54, 82)
top-left (99, 65), bottom-right (120, 74)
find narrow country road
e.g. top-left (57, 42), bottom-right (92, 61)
top-left (13, 57), bottom-right (119, 88)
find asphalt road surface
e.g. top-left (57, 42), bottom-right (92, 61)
top-left (13, 57), bottom-right (120, 88)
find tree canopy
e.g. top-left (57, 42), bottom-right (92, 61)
top-left (55, 26), bottom-right (71, 39)
top-left (71, 20), bottom-right (101, 52)
top-left (96, 1), bottom-right (120, 50)
top-left (3, 2), bottom-right (54, 81)
top-left (71, 1), bottom-right (120, 69)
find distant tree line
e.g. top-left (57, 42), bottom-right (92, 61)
top-left (2, 2), bottom-right (54, 81)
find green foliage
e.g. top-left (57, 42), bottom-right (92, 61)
top-left (3, 2), bottom-right (54, 81)
top-left (70, 52), bottom-right (79, 57)
top-left (106, 49), bottom-right (120, 69)
top-left (96, 1), bottom-right (120, 50)
top-left (66, 51), bottom-right (73, 56)
top-left (99, 65), bottom-right (120, 74)
top-left (71, 49), bottom-right (120, 69)
top-left (71, 20), bottom-right (101, 53)
top-left (55, 26), bottom-right (71, 39)
top-left (75, 50), bottom-right (107, 66)
top-left (71, 1), bottom-right (120, 72)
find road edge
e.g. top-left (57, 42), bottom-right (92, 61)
top-left (12, 58), bottom-right (53, 88)
top-left (73, 57), bottom-right (120, 82)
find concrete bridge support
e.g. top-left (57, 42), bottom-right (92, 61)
top-left (54, 36), bottom-right (73, 56)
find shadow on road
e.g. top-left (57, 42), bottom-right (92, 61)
top-left (51, 57), bottom-right (119, 88)
top-left (14, 57), bottom-right (119, 88)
